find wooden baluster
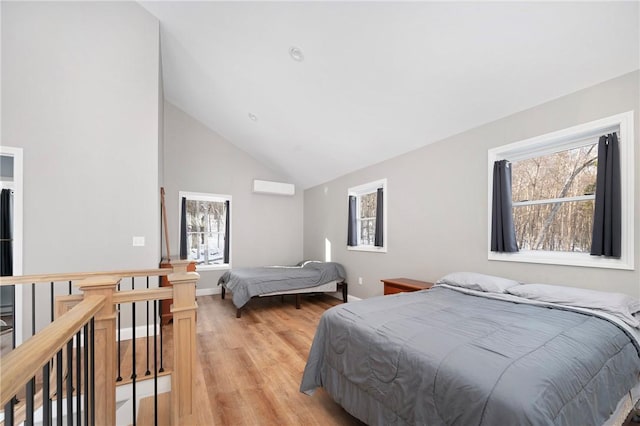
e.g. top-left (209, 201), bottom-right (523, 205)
top-left (168, 268), bottom-right (199, 425)
top-left (76, 276), bottom-right (119, 426)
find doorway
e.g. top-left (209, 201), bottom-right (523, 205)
top-left (0, 146), bottom-right (23, 352)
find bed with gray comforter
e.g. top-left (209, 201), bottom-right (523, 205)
top-left (218, 261), bottom-right (346, 309)
top-left (300, 286), bottom-right (640, 425)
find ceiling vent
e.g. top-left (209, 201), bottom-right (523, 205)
top-left (253, 179), bottom-right (295, 196)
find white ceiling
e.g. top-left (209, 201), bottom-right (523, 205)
top-left (140, 1), bottom-right (639, 189)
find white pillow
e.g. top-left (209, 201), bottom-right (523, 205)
top-left (507, 284), bottom-right (640, 328)
top-left (436, 272), bottom-right (520, 293)
top-left (296, 260), bottom-right (322, 267)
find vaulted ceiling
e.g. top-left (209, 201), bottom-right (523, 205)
top-left (140, 1), bottom-right (639, 189)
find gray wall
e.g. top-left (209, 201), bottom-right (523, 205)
top-left (304, 71), bottom-right (640, 299)
top-left (2, 2), bottom-right (161, 331)
top-left (2, 1), bottom-right (161, 272)
top-left (163, 101), bottom-right (304, 289)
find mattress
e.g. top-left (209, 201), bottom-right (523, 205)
top-left (259, 280), bottom-right (338, 297)
top-left (301, 286), bottom-right (640, 425)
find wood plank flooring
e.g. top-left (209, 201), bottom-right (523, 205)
top-left (172, 293), bottom-right (640, 426)
top-left (189, 293), bottom-right (363, 426)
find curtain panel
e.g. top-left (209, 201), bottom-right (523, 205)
top-left (0, 189), bottom-right (12, 276)
top-left (347, 196), bottom-right (357, 246)
top-left (491, 160), bottom-right (518, 252)
top-left (374, 187), bottom-right (384, 247)
top-left (590, 133), bottom-right (621, 258)
top-left (179, 197), bottom-right (187, 260)
top-left (224, 200), bottom-right (230, 263)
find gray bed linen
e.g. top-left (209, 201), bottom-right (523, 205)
top-left (218, 262), bottom-right (346, 309)
top-left (300, 287), bottom-right (640, 426)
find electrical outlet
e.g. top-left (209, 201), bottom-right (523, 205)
top-left (358, 277), bottom-right (363, 285)
top-left (132, 236), bottom-right (145, 247)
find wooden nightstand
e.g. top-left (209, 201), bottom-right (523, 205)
top-left (381, 278), bottom-right (434, 295)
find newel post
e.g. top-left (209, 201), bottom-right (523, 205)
top-left (76, 275), bottom-right (119, 426)
top-left (168, 269), bottom-right (199, 425)
top-left (168, 259), bottom-right (192, 273)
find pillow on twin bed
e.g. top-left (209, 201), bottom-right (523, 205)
top-left (507, 284), bottom-right (640, 328)
top-left (296, 260), bottom-right (322, 267)
top-left (436, 272), bottom-right (520, 293)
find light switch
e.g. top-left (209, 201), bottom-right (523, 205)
top-left (132, 236), bottom-right (145, 247)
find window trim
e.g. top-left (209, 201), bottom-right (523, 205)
top-left (178, 191), bottom-right (232, 271)
top-left (347, 178), bottom-right (388, 253)
top-left (487, 111), bottom-right (634, 270)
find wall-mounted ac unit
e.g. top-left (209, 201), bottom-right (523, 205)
top-left (253, 179), bottom-right (295, 196)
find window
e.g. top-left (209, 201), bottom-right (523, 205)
top-left (488, 111), bottom-right (634, 270)
top-left (511, 143), bottom-right (597, 253)
top-left (179, 192), bottom-right (231, 270)
top-left (347, 179), bottom-right (387, 252)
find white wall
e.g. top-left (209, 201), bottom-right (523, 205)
top-left (163, 101), bottom-right (304, 289)
top-left (2, 1), bottom-right (161, 272)
top-left (2, 2), bottom-right (161, 331)
top-left (304, 71), bottom-right (640, 299)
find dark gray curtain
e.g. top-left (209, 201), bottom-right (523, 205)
top-left (224, 200), bottom-right (230, 263)
top-left (0, 189), bottom-right (12, 276)
top-left (491, 160), bottom-right (518, 252)
top-left (374, 187), bottom-right (384, 247)
top-left (347, 196), bottom-right (357, 246)
top-left (591, 133), bottom-right (621, 257)
top-left (179, 197), bottom-right (187, 260)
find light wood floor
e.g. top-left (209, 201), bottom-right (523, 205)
top-left (184, 294), bottom-right (640, 426)
top-left (187, 293), bottom-right (364, 425)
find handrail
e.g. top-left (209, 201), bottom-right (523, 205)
top-left (0, 268), bottom-right (170, 286)
top-left (113, 287), bottom-right (173, 304)
top-left (0, 295), bottom-right (105, 406)
top-left (55, 288), bottom-right (174, 309)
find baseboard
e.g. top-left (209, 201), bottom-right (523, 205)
top-left (329, 292), bottom-right (362, 302)
top-left (196, 287), bottom-right (221, 296)
top-left (117, 324), bottom-right (160, 341)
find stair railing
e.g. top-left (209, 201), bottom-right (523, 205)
top-left (0, 295), bottom-right (104, 425)
top-left (0, 260), bottom-right (199, 426)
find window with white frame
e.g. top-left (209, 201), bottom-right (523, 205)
top-left (347, 179), bottom-right (387, 252)
top-left (179, 192), bottom-right (231, 269)
top-left (511, 143), bottom-right (597, 253)
top-left (488, 111), bottom-right (634, 270)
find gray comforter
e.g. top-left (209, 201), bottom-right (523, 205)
top-left (300, 286), bottom-right (640, 426)
top-left (218, 262), bottom-right (346, 309)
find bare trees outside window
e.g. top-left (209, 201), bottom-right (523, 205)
top-left (359, 192), bottom-right (377, 246)
top-left (347, 179), bottom-right (387, 252)
top-left (185, 198), bottom-right (227, 266)
top-left (511, 143), bottom-right (597, 252)
top-left (489, 111), bottom-right (633, 269)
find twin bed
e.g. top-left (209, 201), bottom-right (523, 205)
top-left (301, 273), bottom-right (640, 426)
top-left (218, 261), bottom-right (347, 317)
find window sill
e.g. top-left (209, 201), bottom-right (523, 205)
top-left (488, 250), bottom-right (633, 270)
top-left (193, 263), bottom-right (231, 272)
top-left (347, 246), bottom-right (387, 253)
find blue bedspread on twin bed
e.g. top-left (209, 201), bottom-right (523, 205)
top-left (218, 262), bottom-right (346, 309)
top-left (301, 286), bottom-right (640, 425)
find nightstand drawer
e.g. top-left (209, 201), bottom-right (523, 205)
top-left (381, 278), bottom-right (433, 295)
